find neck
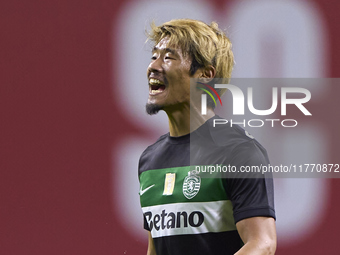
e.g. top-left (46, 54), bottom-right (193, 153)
top-left (165, 103), bottom-right (215, 137)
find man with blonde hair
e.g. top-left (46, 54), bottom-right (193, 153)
top-left (138, 19), bottom-right (276, 255)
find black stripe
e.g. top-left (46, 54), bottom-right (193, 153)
top-left (153, 231), bottom-right (242, 255)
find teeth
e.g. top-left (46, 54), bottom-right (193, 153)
top-left (149, 78), bottom-right (164, 85)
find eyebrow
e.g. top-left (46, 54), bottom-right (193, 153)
top-left (152, 46), bottom-right (177, 55)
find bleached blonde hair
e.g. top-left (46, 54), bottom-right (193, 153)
top-left (147, 19), bottom-right (234, 103)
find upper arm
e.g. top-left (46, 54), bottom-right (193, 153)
top-left (227, 141), bottom-right (276, 254)
top-left (227, 141), bottom-right (276, 223)
top-left (147, 231), bottom-right (156, 255)
top-left (235, 216), bottom-right (277, 255)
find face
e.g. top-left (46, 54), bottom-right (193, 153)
top-left (146, 37), bottom-right (200, 114)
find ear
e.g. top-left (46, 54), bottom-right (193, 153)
top-left (198, 65), bottom-right (216, 83)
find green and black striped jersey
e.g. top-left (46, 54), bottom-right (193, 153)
top-left (138, 116), bottom-right (275, 255)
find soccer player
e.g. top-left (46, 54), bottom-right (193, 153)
top-left (138, 19), bottom-right (276, 255)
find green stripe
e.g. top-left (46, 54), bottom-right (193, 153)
top-left (139, 166), bottom-right (229, 207)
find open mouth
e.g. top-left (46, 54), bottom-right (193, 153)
top-left (149, 78), bottom-right (166, 95)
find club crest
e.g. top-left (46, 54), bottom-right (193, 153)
top-left (183, 170), bottom-right (201, 199)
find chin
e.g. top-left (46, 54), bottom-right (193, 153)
top-left (146, 103), bottom-right (164, 115)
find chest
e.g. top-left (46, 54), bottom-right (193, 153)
top-left (139, 166), bottom-right (229, 208)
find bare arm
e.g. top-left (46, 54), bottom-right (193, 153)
top-left (146, 231), bottom-right (156, 255)
top-left (235, 217), bottom-right (277, 255)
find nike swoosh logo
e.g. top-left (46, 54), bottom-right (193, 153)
top-left (139, 184), bottom-right (155, 196)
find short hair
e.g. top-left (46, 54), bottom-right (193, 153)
top-left (147, 19), bottom-right (234, 108)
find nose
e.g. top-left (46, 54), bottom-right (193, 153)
top-left (147, 56), bottom-right (163, 75)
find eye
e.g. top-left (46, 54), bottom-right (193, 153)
top-left (165, 55), bottom-right (175, 60)
top-left (151, 56), bottom-right (157, 60)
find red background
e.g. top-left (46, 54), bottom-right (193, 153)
top-left (1, 0), bottom-right (340, 254)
